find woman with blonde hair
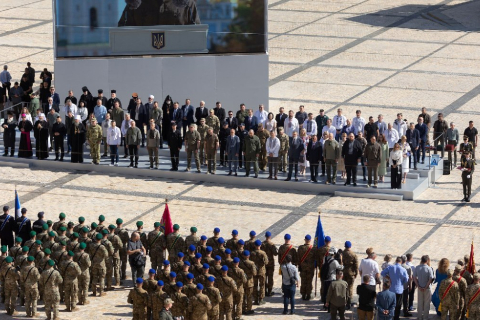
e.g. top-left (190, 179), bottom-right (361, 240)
top-left (20, 106), bottom-right (32, 123)
top-left (432, 258), bottom-right (450, 315)
top-left (400, 135), bottom-right (411, 184)
top-left (299, 128), bottom-right (309, 175)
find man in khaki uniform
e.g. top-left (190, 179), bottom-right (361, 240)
top-left (41, 259), bottom-right (63, 320)
top-left (205, 127), bottom-right (219, 174)
top-left (229, 257), bottom-right (246, 319)
top-left (197, 119), bottom-right (210, 165)
top-left (148, 222), bottom-right (165, 274)
top-left (261, 231), bottom-right (277, 297)
top-left (278, 127), bottom-right (289, 172)
top-left (278, 234), bottom-right (298, 266)
top-left (439, 269), bottom-right (460, 320)
top-left (342, 241), bottom-right (358, 307)
top-left (465, 273), bottom-right (480, 320)
top-left (184, 124), bottom-right (202, 172)
top-left (21, 256), bottom-right (40, 317)
top-left (115, 218), bottom-right (130, 282)
top-left (170, 282), bottom-right (189, 319)
top-left (128, 278), bottom-right (149, 320)
top-left (255, 123), bottom-right (270, 171)
top-left (86, 118), bottom-right (103, 164)
top-left (166, 224), bottom-right (185, 261)
top-left (107, 224), bottom-right (123, 287)
top-left (90, 233), bottom-right (109, 297)
top-left (188, 284), bottom-right (212, 319)
top-left (240, 250), bottom-right (257, 315)
top-left (101, 229), bottom-right (115, 290)
top-left (217, 265), bottom-right (237, 320)
top-left (61, 250), bottom-right (82, 312)
top-left (206, 109), bottom-right (220, 135)
top-left (297, 234), bottom-right (315, 301)
top-left (453, 264), bottom-right (468, 320)
top-left (205, 276), bottom-right (222, 320)
top-left (251, 239), bottom-right (268, 305)
top-left (74, 242), bottom-right (91, 305)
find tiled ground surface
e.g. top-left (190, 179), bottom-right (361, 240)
top-left (2, 0), bottom-right (480, 319)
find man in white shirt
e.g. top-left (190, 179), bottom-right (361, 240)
top-left (386, 123), bottom-right (399, 151)
top-left (266, 130), bottom-right (280, 179)
top-left (254, 104), bottom-right (268, 126)
top-left (322, 119), bottom-right (337, 137)
top-left (304, 113), bottom-right (317, 138)
top-left (284, 110), bottom-right (299, 141)
top-left (393, 113), bottom-right (407, 139)
top-left (64, 99), bottom-right (77, 119)
top-left (121, 114), bottom-right (132, 158)
top-left (107, 120), bottom-right (121, 166)
top-left (376, 114), bottom-right (388, 136)
top-left (351, 110), bottom-right (365, 136)
top-left (101, 113), bottom-right (112, 157)
top-left (332, 108), bottom-right (347, 140)
top-left (359, 251), bottom-right (380, 289)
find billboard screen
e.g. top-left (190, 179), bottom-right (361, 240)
top-left (54, 0), bottom-right (266, 58)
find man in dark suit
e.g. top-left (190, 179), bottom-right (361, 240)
top-left (415, 117), bottom-right (428, 164)
top-left (276, 107), bottom-right (288, 134)
top-left (129, 98), bottom-right (148, 146)
top-left (171, 102), bottom-right (183, 130)
top-left (285, 131), bottom-right (304, 181)
top-left (245, 109), bottom-right (259, 133)
top-left (225, 110), bottom-right (238, 131)
top-left (0, 206), bottom-right (16, 249)
top-left (406, 122), bottom-right (420, 170)
top-left (342, 133), bottom-right (363, 186)
top-left (213, 102), bottom-right (226, 125)
top-left (15, 208), bottom-right (31, 245)
top-left (181, 99), bottom-right (195, 137)
top-left (195, 101), bottom-right (208, 125)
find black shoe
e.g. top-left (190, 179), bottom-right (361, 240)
top-left (346, 304), bottom-right (351, 310)
top-left (353, 183), bottom-right (357, 186)
top-left (344, 182), bottom-right (348, 186)
top-left (306, 294), bottom-right (311, 300)
top-left (332, 181), bottom-right (336, 185)
top-left (285, 178), bottom-right (291, 181)
top-left (404, 312), bottom-right (413, 317)
top-left (301, 295), bottom-right (306, 300)
top-left (289, 311), bottom-right (294, 315)
top-left (282, 311), bottom-right (288, 315)
top-left (414, 167), bottom-right (418, 170)
top-left (363, 177), bottom-right (367, 181)
top-left (466, 197), bottom-right (471, 202)
top-left (54, 158), bottom-right (58, 161)
top-left (462, 197), bottom-right (466, 202)
top-left (2, 153), bottom-right (7, 157)
top-left (254, 174), bottom-right (258, 178)
top-left (170, 168), bottom-right (175, 171)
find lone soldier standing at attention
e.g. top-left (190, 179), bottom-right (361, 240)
top-left (262, 231), bottom-right (278, 297)
top-left (74, 242), bottom-right (91, 305)
top-left (90, 233), bottom-right (109, 297)
top-left (461, 151), bottom-right (475, 202)
top-left (41, 259), bottom-right (63, 320)
top-left (87, 118), bottom-right (103, 165)
top-left (342, 241), bottom-right (358, 308)
top-left (1, 256), bottom-right (20, 315)
top-left (297, 234), bottom-right (315, 301)
top-left (128, 278), bottom-right (149, 320)
top-left (439, 269), bottom-right (460, 320)
top-left (61, 250), bottom-right (82, 312)
top-left (22, 256), bottom-right (41, 317)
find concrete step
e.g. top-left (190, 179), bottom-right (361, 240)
top-left (334, 191), bottom-right (403, 201)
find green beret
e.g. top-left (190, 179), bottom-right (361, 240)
top-left (35, 240), bottom-right (42, 245)
top-left (44, 248), bottom-right (51, 254)
top-left (30, 231), bottom-right (36, 237)
top-left (68, 250), bottom-right (74, 257)
top-left (47, 259), bottom-right (55, 266)
top-left (102, 229), bottom-right (108, 235)
top-left (116, 218), bottom-right (123, 224)
top-left (79, 242), bottom-right (87, 250)
top-left (1, 246), bottom-right (7, 253)
top-left (79, 216), bottom-right (85, 223)
top-left (99, 215), bottom-right (105, 222)
top-left (47, 220), bottom-right (53, 226)
top-left (48, 231), bottom-right (55, 237)
top-left (60, 240), bottom-right (67, 246)
top-left (136, 221), bottom-right (143, 227)
top-left (27, 256), bottom-right (35, 262)
top-left (173, 224), bottom-right (180, 230)
top-left (68, 222), bottom-right (74, 227)
top-left (72, 232), bottom-right (79, 238)
top-left (91, 222), bottom-right (98, 228)
top-left (190, 227), bottom-right (197, 233)
top-left (154, 222), bottom-right (161, 228)
top-left (15, 237), bottom-right (22, 243)
top-left (22, 246), bottom-right (29, 252)
top-left (59, 226), bottom-right (66, 232)
top-left (81, 227), bottom-right (89, 234)
top-left (59, 213), bottom-right (66, 219)
top-left (42, 223), bottom-right (48, 230)
top-left (108, 224), bottom-right (116, 230)
top-left (96, 233), bottom-right (103, 240)
top-left (5, 256), bottom-right (13, 263)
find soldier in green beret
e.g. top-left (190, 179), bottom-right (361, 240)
top-left (1, 256), bottom-right (20, 315)
top-left (97, 215), bottom-right (106, 233)
top-left (53, 212), bottom-right (67, 232)
top-left (0, 246), bottom-right (8, 303)
top-left (136, 221), bottom-right (148, 249)
top-left (61, 250), bottom-right (81, 311)
top-left (89, 222), bottom-right (98, 239)
top-left (74, 242), bottom-right (91, 305)
top-left (148, 222), bottom-right (166, 274)
top-left (24, 231), bottom-right (37, 249)
top-left (107, 224), bottom-right (123, 288)
top-left (90, 233), bottom-right (108, 296)
top-left (185, 227), bottom-right (199, 253)
top-left (66, 221), bottom-right (75, 239)
top-left (73, 216), bottom-right (86, 234)
top-left (115, 218), bottom-right (130, 282)
top-left (68, 232), bottom-right (80, 253)
top-left (40, 259), bottom-right (63, 320)
top-left (56, 226), bottom-right (69, 244)
top-left (101, 229), bottom-right (114, 291)
top-left (167, 224), bottom-right (185, 261)
top-left (22, 255), bottom-right (40, 317)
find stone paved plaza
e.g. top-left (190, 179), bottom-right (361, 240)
top-left (1, 0), bottom-right (480, 319)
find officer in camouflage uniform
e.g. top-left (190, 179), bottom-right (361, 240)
top-left (21, 256), bottom-right (40, 317)
top-left (148, 222), bottom-right (166, 274)
top-left (188, 283), bottom-right (212, 319)
top-left (1, 256), bottom-right (19, 315)
top-left (439, 269), bottom-right (460, 320)
top-left (172, 252), bottom-right (185, 274)
top-left (136, 221), bottom-right (148, 250)
top-left (185, 123), bottom-right (202, 172)
top-left (107, 224), bottom-right (123, 287)
top-left (90, 233), bottom-right (108, 296)
top-left (256, 123), bottom-right (270, 171)
top-left (52, 212), bottom-right (67, 232)
top-left (166, 224), bottom-right (185, 261)
top-left (453, 264), bottom-right (468, 320)
top-left (278, 127), bottom-right (290, 172)
top-left (73, 216), bottom-right (86, 234)
top-left (66, 221), bottom-right (75, 239)
top-left (9, 237), bottom-right (22, 261)
top-left (316, 235), bottom-right (331, 301)
top-left (298, 234), bottom-right (315, 301)
top-left (226, 230), bottom-right (239, 252)
top-left (278, 234), bottom-right (298, 267)
top-left (466, 273), bottom-right (480, 320)
top-left (101, 229), bottom-right (115, 291)
top-left (152, 280), bottom-right (169, 320)
top-left (56, 226), bottom-right (69, 245)
top-left (171, 281), bottom-right (189, 319)
top-left (87, 118), bottom-right (103, 164)
top-left (24, 231), bottom-right (37, 250)
top-left (261, 231), bottom-right (277, 297)
top-left (251, 239), bottom-right (268, 305)
top-left (31, 240), bottom-right (44, 267)
top-left (197, 119), bottom-right (210, 165)
top-left (243, 129), bottom-right (261, 178)
top-left (185, 227), bottom-right (199, 252)
top-left (74, 242), bottom-right (91, 305)
top-left (115, 218), bottom-right (130, 282)
top-left (41, 259), bottom-right (63, 320)
top-left (68, 232), bottom-right (80, 252)
top-left (61, 250), bottom-right (82, 312)
top-left (205, 276), bottom-right (222, 320)
top-left (240, 250), bottom-right (257, 315)
top-left (205, 127), bottom-right (219, 174)
top-left (128, 278), bottom-right (149, 320)
top-left (342, 241), bottom-right (358, 307)
top-left (206, 109), bottom-right (220, 135)
top-left (97, 215), bottom-right (107, 233)
top-left (144, 268), bottom-right (158, 319)
top-left (217, 265), bottom-right (237, 320)
top-left (244, 231), bottom-right (256, 253)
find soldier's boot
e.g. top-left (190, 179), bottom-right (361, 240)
top-left (301, 294), bottom-right (306, 300)
top-left (20, 296), bottom-right (25, 306)
top-left (100, 292), bottom-right (107, 297)
top-left (259, 299), bottom-right (266, 305)
top-left (306, 294), bottom-right (311, 300)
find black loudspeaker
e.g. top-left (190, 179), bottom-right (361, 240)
top-left (443, 159), bottom-right (450, 175)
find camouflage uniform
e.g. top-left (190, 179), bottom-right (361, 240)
top-left (252, 248), bottom-right (268, 303)
top-left (439, 278), bottom-right (460, 320)
top-left (127, 286), bottom-right (149, 320)
top-left (240, 257), bottom-right (257, 313)
top-left (61, 258), bottom-right (82, 311)
top-left (144, 277), bottom-right (158, 319)
top-left (41, 266), bottom-right (63, 320)
top-left (229, 265), bottom-right (247, 319)
top-left (316, 244), bottom-right (330, 300)
top-left (261, 239), bottom-right (278, 296)
top-left (205, 132), bottom-right (219, 173)
top-left (74, 250), bottom-right (91, 305)
top-left (278, 132), bottom-right (290, 171)
top-left (197, 123), bottom-right (210, 164)
top-left (107, 231), bottom-right (123, 286)
top-left (52, 220), bottom-right (67, 232)
top-left (217, 273), bottom-right (237, 320)
top-left (166, 231), bottom-right (185, 261)
top-left (101, 237), bottom-right (115, 290)
top-left (256, 128), bottom-right (270, 171)
top-left (278, 244), bottom-right (298, 266)
top-left (466, 282), bottom-right (480, 320)
top-left (151, 288), bottom-right (169, 320)
top-left (185, 129), bottom-right (202, 170)
top-left (205, 284), bottom-right (222, 320)
top-left (21, 263), bottom-right (41, 317)
top-left (148, 230), bottom-right (166, 273)
top-left (453, 272), bottom-right (468, 320)
top-left (87, 123), bottom-right (103, 164)
top-left (297, 243), bottom-right (315, 299)
top-left (171, 289), bottom-right (189, 318)
top-left (1, 263), bottom-right (20, 315)
top-left (115, 226), bottom-right (130, 280)
top-left (206, 115), bottom-right (220, 135)
top-left (342, 248), bottom-right (358, 305)
top-left (89, 241), bottom-right (108, 296)
top-left (188, 292), bottom-right (212, 320)
top-left (185, 234), bottom-right (200, 252)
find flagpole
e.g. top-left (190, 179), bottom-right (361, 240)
top-left (315, 210), bottom-right (321, 297)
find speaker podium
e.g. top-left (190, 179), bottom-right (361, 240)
top-left (109, 25), bottom-right (209, 55)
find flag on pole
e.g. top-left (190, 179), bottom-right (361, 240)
top-left (15, 189), bottom-right (21, 219)
top-left (313, 214), bottom-right (325, 267)
top-left (468, 240), bottom-right (476, 274)
top-left (160, 203), bottom-right (173, 236)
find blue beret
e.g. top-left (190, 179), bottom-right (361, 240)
top-left (233, 257), bottom-right (240, 263)
top-left (177, 252), bottom-right (184, 258)
top-left (176, 281), bottom-right (184, 288)
top-left (238, 239), bottom-right (245, 245)
top-left (163, 260), bottom-right (170, 265)
top-left (136, 278), bottom-right (143, 284)
top-left (232, 229), bottom-right (238, 235)
top-left (225, 249), bottom-right (231, 254)
top-left (221, 265), bottom-right (228, 272)
top-left (206, 246), bottom-right (213, 253)
top-left (203, 263), bottom-right (210, 269)
top-left (170, 272), bottom-right (177, 278)
top-left (218, 237), bottom-right (225, 244)
top-left (201, 235), bottom-right (207, 241)
top-left (214, 255), bottom-right (221, 261)
top-left (197, 283), bottom-right (204, 290)
top-left (189, 245), bottom-right (196, 251)
top-left (149, 268), bottom-right (156, 274)
top-left (284, 234), bottom-right (291, 240)
top-left (265, 231), bottom-right (272, 237)
top-left (195, 253), bottom-right (202, 259)
top-left (254, 239), bottom-right (262, 246)
top-left (345, 241), bottom-right (352, 248)
top-left (187, 273), bottom-right (194, 280)
top-left (157, 280), bottom-right (164, 286)
top-left (243, 250), bottom-right (250, 256)
top-left (207, 276), bottom-right (215, 282)
top-left (184, 261), bottom-right (191, 266)
top-left (214, 227), bottom-right (220, 233)
top-left (305, 235), bottom-right (311, 240)
top-left (250, 230), bottom-right (256, 236)
top-left (325, 236), bottom-right (331, 242)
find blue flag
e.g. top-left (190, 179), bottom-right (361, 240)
top-left (15, 190), bottom-right (21, 219)
top-left (314, 214), bottom-right (325, 249)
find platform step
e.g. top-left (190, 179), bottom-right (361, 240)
top-left (385, 172), bottom-right (420, 179)
top-left (0, 160), bottom-right (29, 168)
top-left (334, 191), bottom-right (403, 201)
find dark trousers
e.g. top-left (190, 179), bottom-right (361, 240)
top-left (325, 159), bottom-right (337, 183)
top-left (408, 282), bottom-right (416, 309)
top-left (139, 123), bottom-right (146, 145)
top-left (287, 162), bottom-right (298, 179)
top-left (391, 165), bottom-right (402, 189)
top-left (402, 287), bottom-right (409, 312)
top-left (282, 284), bottom-right (296, 312)
top-left (394, 293), bottom-right (403, 320)
top-left (462, 172), bottom-right (472, 197)
top-left (367, 162), bottom-right (379, 185)
top-left (170, 148), bottom-right (180, 169)
top-left (128, 145), bottom-right (139, 165)
top-left (3, 145), bottom-right (14, 156)
top-left (66, 134), bottom-right (71, 152)
top-left (346, 163), bottom-right (357, 184)
top-left (54, 136), bottom-right (64, 159)
top-left (110, 145), bottom-right (119, 164)
top-left (220, 142), bottom-right (226, 165)
top-left (310, 164), bottom-right (318, 181)
top-left (123, 137), bottom-right (128, 155)
top-left (331, 304), bottom-right (346, 320)
top-left (321, 161), bottom-right (326, 175)
top-left (268, 156), bottom-right (278, 177)
top-left (409, 143), bottom-right (418, 168)
top-left (417, 141), bottom-right (426, 162)
top-left (322, 280), bottom-right (332, 305)
top-left (360, 156), bottom-right (367, 178)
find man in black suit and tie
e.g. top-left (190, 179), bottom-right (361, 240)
top-left (285, 131), bottom-right (304, 181)
top-left (214, 101), bottom-right (226, 125)
top-left (181, 99), bottom-right (195, 137)
top-left (406, 122), bottom-right (420, 170)
top-left (276, 107), bottom-right (288, 134)
top-left (171, 102), bottom-right (184, 131)
top-left (195, 101), bottom-right (209, 125)
top-left (226, 110), bottom-right (238, 131)
top-left (130, 98), bottom-right (148, 147)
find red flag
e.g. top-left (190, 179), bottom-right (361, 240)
top-left (160, 203), bottom-right (173, 236)
top-left (468, 241), bottom-right (476, 274)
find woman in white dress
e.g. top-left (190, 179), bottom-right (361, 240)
top-left (400, 135), bottom-right (411, 184)
top-left (265, 112), bottom-right (277, 132)
top-left (299, 128), bottom-right (310, 175)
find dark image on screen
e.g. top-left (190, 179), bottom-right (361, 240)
top-left (55, 0), bottom-right (266, 58)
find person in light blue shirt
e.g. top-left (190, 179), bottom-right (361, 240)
top-left (94, 99), bottom-right (107, 125)
top-left (381, 257), bottom-right (408, 320)
top-left (351, 110), bottom-right (365, 135)
top-left (377, 280), bottom-right (396, 320)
